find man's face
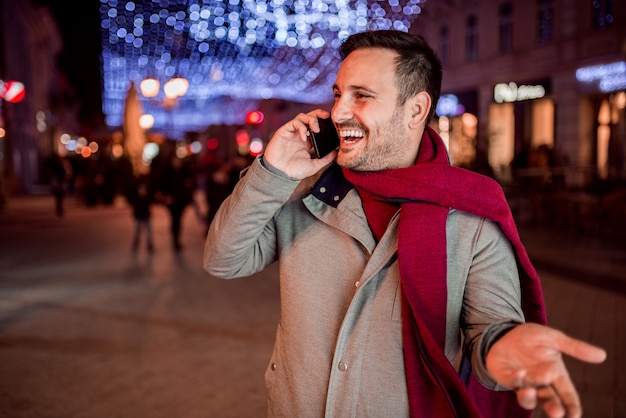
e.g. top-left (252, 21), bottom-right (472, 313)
top-left (332, 47), bottom-right (420, 171)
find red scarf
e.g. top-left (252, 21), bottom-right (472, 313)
top-left (342, 126), bottom-right (546, 418)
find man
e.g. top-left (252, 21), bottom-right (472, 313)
top-left (204, 30), bottom-right (606, 417)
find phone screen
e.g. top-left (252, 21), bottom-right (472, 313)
top-left (309, 117), bottom-right (340, 159)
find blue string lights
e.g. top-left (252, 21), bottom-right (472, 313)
top-left (100, 0), bottom-right (426, 136)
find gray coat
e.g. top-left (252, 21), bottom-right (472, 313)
top-left (203, 157), bottom-right (524, 417)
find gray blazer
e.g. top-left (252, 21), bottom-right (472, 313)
top-left (204, 157), bottom-right (524, 418)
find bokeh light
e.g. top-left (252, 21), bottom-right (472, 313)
top-left (99, 0), bottom-right (426, 135)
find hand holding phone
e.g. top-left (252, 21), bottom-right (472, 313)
top-left (308, 117), bottom-right (340, 159)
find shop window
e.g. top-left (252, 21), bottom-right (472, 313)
top-left (596, 93), bottom-right (624, 180)
top-left (593, 0), bottom-right (614, 29)
top-left (438, 113), bottom-right (478, 168)
top-left (499, 3), bottom-right (513, 54)
top-left (536, 0), bottom-right (553, 45)
top-left (597, 99), bottom-right (611, 179)
top-left (466, 15), bottom-right (478, 63)
top-left (488, 103), bottom-right (515, 181)
top-left (531, 99), bottom-right (555, 150)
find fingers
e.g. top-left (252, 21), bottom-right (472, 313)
top-left (264, 109), bottom-right (334, 179)
top-left (515, 366), bottom-right (582, 418)
top-left (285, 110), bottom-right (331, 143)
top-left (515, 386), bottom-right (538, 410)
top-left (533, 325), bottom-right (607, 365)
top-left (536, 385), bottom-right (566, 418)
top-left (558, 335), bottom-right (607, 364)
top-left (551, 373), bottom-right (582, 418)
top-left (306, 109), bottom-right (332, 133)
top-left (516, 383), bottom-right (582, 418)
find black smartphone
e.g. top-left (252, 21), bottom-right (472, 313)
top-left (308, 117), bottom-right (340, 159)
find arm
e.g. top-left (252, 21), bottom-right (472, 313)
top-left (459, 218), bottom-right (525, 389)
top-left (203, 109), bottom-right (337, 278)
top-left (460, 220), bottom-right (607, 417)
top-left (203, 156), bottom-right (297, 278)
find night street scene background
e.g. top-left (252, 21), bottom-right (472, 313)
top-left (1, 1), bottom-right (626, 417)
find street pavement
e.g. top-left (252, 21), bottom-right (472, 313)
top-left (0, 192), bottom-right (624, 418)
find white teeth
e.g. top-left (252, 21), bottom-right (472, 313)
top-left (340, 129), bottom-right (364, 138)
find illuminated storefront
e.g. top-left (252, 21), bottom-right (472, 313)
top-left (576, 61), bottom-right (626, 181)
top-left (486, 79), bottom-right (554, 181)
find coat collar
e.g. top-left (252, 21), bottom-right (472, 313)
top-left (309, 162), bottom-right (354, 208)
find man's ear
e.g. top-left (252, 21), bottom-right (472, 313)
top-left (407, 91), bottom-right (432, 129)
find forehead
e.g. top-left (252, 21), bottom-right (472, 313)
top-left (335, 47), bottom-right (399, 90)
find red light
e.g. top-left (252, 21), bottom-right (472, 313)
top-left (246, 110), bottom-right (264, 125)
top-left (236, 129), bottom-right (250, 146)
top-left (207, 137), bottom-right (219, 150)
top-left (1, 80), bottom-right (25, 103)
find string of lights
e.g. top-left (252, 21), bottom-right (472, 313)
top-left (100, 0), bottom-right (426, 136)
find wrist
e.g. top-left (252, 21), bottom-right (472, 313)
top-left (483, 321), bottom-right (520, 363)
top-left (260, 155), bottom-right (300, 181)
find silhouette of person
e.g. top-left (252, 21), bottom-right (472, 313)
top-left (44, 152), bottom-right (71, 217)
top-left (200, 151), bottom-right (234, 231)
top-left (157, 154), bottom-right (196, 251)
top-left (128, 173), bottom-right (154, 253)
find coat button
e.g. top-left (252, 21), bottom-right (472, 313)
top-left (355, 281), bottom-right (360, 288)
top-left (271, 363), bottom-right (277, 371)
top-left (319, 187), bottom-right (327, 193)
top-left (338, 362), bottom-right (348, 371)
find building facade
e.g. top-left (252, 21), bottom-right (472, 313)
top-left (0, 0), bottom-right (72, 195)
top-left (414, 0), bottom-right (625, 188)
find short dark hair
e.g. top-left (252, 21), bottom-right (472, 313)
top-left (340, 30), bottom-right (442, 122)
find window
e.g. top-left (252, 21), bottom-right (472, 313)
top-left (593, 0), bottom-right (614, 29)
top-left (440, 26), bottom-right (449, 67)
top-left (466, 15), bottom-right (478, 62)
top-left (499, 3), bottom-right (513, 54)
top-left (536, 0), bottom-right (554, 45)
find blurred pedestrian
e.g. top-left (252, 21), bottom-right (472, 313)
top-left (157, 154), bottom-right (196, 251)
top-left (201, 151), bottom-right (234, 232)
top-left (44, 152), bottom-right (71, 217)
top-left (128, 173), bottom-right (154, 253)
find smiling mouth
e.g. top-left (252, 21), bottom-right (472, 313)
top-left (338, 129), bottom-right (365, 144)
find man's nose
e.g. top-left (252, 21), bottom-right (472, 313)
top-left (331, 97), bottom-right (353, 124)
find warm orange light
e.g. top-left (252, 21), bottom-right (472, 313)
top-left (164, 77), bottom-right (189, 99)
top-left (140, 78), bottom-right (160, 98)
top-left (139, 114), bottom-right (155, 129)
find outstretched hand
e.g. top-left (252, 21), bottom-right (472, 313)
top-left (263, 109), bottom-right (338, 180)
top-left (486, 323), bottom-right (606, 418)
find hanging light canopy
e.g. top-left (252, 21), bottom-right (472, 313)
top-left (100, 0), bottom-right (427, 135)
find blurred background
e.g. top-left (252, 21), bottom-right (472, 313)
top-left (0, 1), bottom-right (625, 417)
top-left (0, 0), bottom-right (624, 236)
